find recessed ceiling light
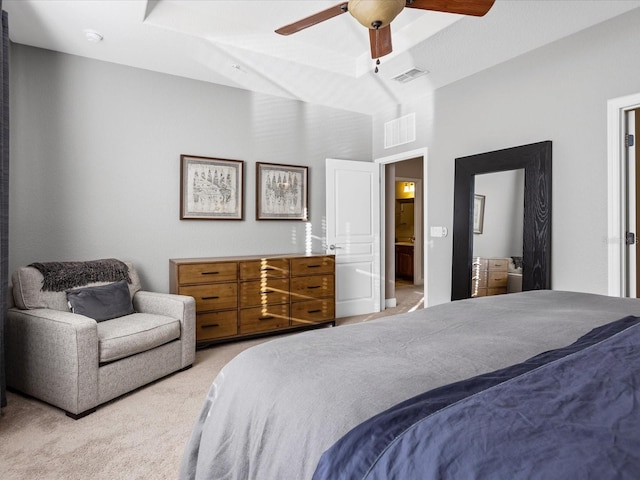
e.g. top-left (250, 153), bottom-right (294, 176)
top-left (83, 29), bottom-right (103, 43)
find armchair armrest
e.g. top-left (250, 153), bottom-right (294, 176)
top-left (6, 308), bottom-right (99, 415)
top-left (133, 291), bottom-right (196, 367)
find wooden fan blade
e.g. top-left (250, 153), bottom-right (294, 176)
top-left (369, 25), bottom-right (393, 59)
top-left (405, 0), bottom-right (495, 17)
top-left (275, 2), bottom-right (348, 35)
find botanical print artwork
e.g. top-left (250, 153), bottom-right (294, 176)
top-left (261, 168), bottom-right (302, 216)
top-left (180, 155), bottom-right (244, 220)
top-left (188, 162), bottom-right (238, 215)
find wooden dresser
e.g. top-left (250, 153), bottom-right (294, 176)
top-left (471, 257), bottom-right (508, 297)
top-left (170, 254), bottom-right (335, 347)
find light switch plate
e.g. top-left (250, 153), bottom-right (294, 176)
top-left (430, 226), bottom-right (448, 237)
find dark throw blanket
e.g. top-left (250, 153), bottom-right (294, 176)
top-left (29, 258), bottom-right (131, 291)
top-left (313, 316), bottom-right (640, 480)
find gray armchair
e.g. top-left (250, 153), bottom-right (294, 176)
top-left (6, 259), bottom-right (195, 418)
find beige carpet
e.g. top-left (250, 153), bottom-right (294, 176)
top-left (0, 284), bottom-right (423, 480)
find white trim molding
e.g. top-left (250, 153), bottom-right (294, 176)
top-left (607, 92), bottom-right (640, 297)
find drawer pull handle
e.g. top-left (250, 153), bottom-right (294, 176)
top-left (201, 323), bottom-right (220, 329)
top-left (307, 264), bottom-right (322, 268)
top-left (259, 315), bottom-right (274, 321)
top-left (260, 290), bottom-right (274, 294)
top-left (307, 285), bottom-right (321, 289)
top-left (202, 295), bottom-right (220, 300)
top-left (307, 309), bottom-right (322, 314)
top-left (201, 271), bottom-right (220, 275)
top-left (260, 267), bottom-right (276, 271)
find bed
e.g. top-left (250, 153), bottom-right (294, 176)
top-left (179, 290), bottom-right (640, 479)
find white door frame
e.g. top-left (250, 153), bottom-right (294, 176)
top-left (607, 92), bottom-right (640, 296)
top-left (628, 111), bottom-right (637, 297)
top-left (376, 147), bottom-right (429, 306)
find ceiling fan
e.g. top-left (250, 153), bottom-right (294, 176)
top-left (276, 0), bottom-right (496, 65)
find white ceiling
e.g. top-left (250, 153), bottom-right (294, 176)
top-left (5, 0), bottom-right (640, 115)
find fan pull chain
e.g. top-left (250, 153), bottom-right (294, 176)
top-left (373, 23), bottom-right (381, 73)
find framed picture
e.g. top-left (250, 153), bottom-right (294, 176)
top-left (256, 162), bottom-right (308, 221)
top-left (180, 155), bottom-right (244, 220)
top-left (473, 194), bottom-right (485, 234)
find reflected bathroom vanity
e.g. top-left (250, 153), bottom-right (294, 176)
top-left (395, 181), bottom-right (415, 282)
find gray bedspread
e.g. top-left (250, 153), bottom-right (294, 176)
top-left (180, 290), bottom-right (640, 480)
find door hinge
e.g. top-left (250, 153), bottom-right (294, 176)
top-left (626, 232), bottom-right (636, 245)
top-left (626, 133), bottom-right (635, 148)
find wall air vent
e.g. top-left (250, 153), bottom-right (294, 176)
top-left (384, 113), bottom-right (416, 149)
top-left (392, 67), bottom-right (428, 83)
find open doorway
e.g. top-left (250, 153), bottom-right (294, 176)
top-left (377, 148), bottom-right (427, 310)
top-left (607, 92), bottom-right (640, 297)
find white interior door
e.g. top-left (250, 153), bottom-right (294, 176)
top-left (326, 158), bottom-right (381, 317)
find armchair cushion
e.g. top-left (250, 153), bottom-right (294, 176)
top-left (97, 313), bottom-right (181, 363)
top-left (67, 280), bottom-right (134, 322)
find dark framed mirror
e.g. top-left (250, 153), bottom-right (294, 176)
top-left (451, 141), bottom-right (552, 301)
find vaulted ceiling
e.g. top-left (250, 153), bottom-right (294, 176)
top-left (5, 0), bottom-right (640, 115)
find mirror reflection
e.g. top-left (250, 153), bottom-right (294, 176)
top-left (471, 170), bottom-right (525, 297)
top-left (395, 181), bottom-right (415, 282)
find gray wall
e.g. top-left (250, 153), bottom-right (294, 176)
top-left (374, 7), bottom-right (640, 305)
top-left (9, 44), bottom-right (372, 292)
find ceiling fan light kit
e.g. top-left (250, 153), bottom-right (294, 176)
top-left (349, 0), bottom-right (405, 29)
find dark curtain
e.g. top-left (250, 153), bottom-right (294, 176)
top-left (0, 2), bottom-right (9, 409)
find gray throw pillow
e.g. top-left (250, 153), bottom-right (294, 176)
top-left (67, 280), bottom-right (134, 321)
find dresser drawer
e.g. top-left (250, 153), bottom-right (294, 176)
top-left (291, 299), bottom-right (335, 324)
top-left (472, 287), bottom-right (488, 297)
top-left (488, 259), bottom-right (508, 271)
top-left (239, 305), bottom-right (290, 334)
top-left (239, 258), bottom-right (289, 280)
top-left (178, 262), bottom-right (237, 285)
top-left (239, 278), bottom-right (290, 308)
top-left (290, 274), bottom-right (334, 301)
top-left (179, 283), bottom-right (237, 311)
top-left (487, 287), bottom-right (507, 296)
top-left (472, 257), bottom-right (489, 270)
top-left (488, 271), bottom-right (508, 288)
top-left (196, 310), bottom-right (238, 341)
top-left (290, 256), bottom-right (334, 276)
top-left (471, 270), bottom-right (488, 289)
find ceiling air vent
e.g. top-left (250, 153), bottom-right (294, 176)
top-left (384, 113), bottom-right (416, 149)
top-left (392, 67), bottom-right (428, 83)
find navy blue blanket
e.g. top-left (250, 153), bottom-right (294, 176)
top-left (313, 316), bottom-right (640, 480)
